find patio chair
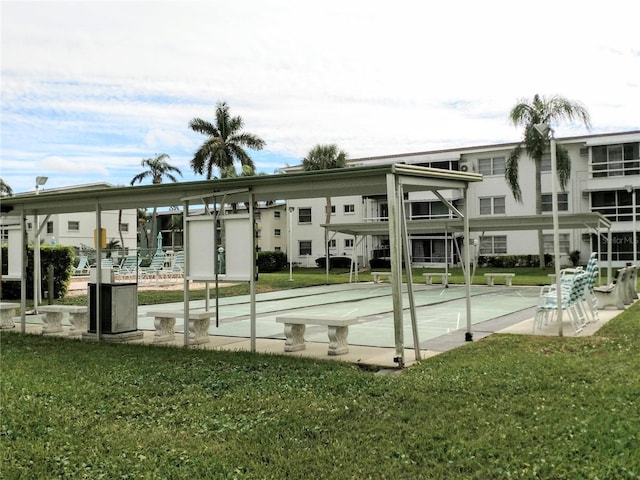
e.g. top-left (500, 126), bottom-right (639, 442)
top-left (101, 258), bottom-right (114, 269)
top-left (582, 253), bottom-right (600, 323)
top-left (533, 271), bottom-right (588, 333)
top-left (160, 251), bottom-right (184, 280)
top-left (141, 253), bottom-right (166, 282)
top-left (73, 256), bottom-right (90, 276)
top-left (117, 255), bottom-right (141, 281)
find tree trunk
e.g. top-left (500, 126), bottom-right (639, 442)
top-left (534, 157), bottom-right (546, 268)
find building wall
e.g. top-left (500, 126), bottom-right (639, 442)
top-left (287, 131), bottom-right (640, 268)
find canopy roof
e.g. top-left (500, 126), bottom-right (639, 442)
top-left (323, 213), bottom-right (612, 236)
top-left (1, 164), bottom-right (482, 216)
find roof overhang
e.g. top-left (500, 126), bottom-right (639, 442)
top-left (323, 213), bottom-right (612, 236)
top-left (0, 164), bottom-right (482, 216)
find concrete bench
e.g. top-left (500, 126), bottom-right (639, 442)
top-left (0, 302), bottom-right (20, 329)
top-left (484, 273), bottom-right (515, 286)
top-left (276, 315), bottom-right (360, 356)
top-left (371, 272), bottom-right (391, 284)
top-left (147, 310), bottom-right (215, 345)
top-left (423, 272), bottom-right (451, 286)
top-left (38, 305), bottom-right (88, 335)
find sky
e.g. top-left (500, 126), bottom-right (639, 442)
top-left (1, 0), bottom-right (639, 194)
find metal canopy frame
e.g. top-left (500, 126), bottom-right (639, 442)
top-left (1, 164), bottom-right (482, 366)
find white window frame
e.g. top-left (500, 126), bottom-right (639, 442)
top-left (299, 240), bottom-right (312, 256)
top-left (67, 221), bottom-right (80, 232)
top-left (298, 208), bottom-right (312, 224)
top-left (541, 193), bottom-right (569, 212)
top-left (479, 196), bottom-right (506, 215)
top-left (478, 156), bottom-right (506, 176)
top-left (479, 235), bottom-right (507, 255)
top-left (343, 204), bottom-right (355, 214)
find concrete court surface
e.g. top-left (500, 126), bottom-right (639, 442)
top-left (15, 282), bottom-right (629, 369)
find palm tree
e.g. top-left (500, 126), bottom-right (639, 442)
top-left (189, 101), bottom-right (266, 180)
top-left (506, 94), bottom-right (591, 267)
top-left (130, 154), bottom-right (183, 253)
top-left (0, 178), bottom-right (13, 196)
top-left (302, 144), bottom-right (348, 271)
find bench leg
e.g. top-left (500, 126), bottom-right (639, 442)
top-left (0, 310), bottom-right (16, 329)
top-left (42, 311), bottom-right (64, 334)
top-left (425, 276), bottom-right (433, 285)
top-left (283, 323), bottom-right (306, 352)
top-left (153, 316), bottom-right (176, 343)
top-left (188, 317), bottom-right (211, 345)
top-left (327, 325), bottom-right (350, 356)
top-left (442, 275), bottom-right (449, 287)
top-left (486, 277), bottom-right (494, 286)
top-left (68, 312), bottom-right (88, 337)
top-left (505, 277), bottom-right (513, 287)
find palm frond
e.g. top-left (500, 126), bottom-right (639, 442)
top-left (555, 145), bottom-right (571, 191)
top-left (505, 146), bottom-right (523, 203)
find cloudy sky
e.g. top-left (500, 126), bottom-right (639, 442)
top-left (2, 0), bottom-right (638, 193)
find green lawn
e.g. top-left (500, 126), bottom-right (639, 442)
top-left (2, 298), bottom-right (639, 478)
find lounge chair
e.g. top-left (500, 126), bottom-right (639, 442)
top-left (593, 268), bottom-right (627, 310)
top-left (73, 256), bottom-right (90, 276)
top-left (141, 253), bottom-right (166, 282)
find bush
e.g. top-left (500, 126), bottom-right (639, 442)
top-left (1, 245), bottom-right (74, 299)
top-left (569, 250), bottom-right (581, 267)
top-left (315, 256), bottom-right (352, 269)
top-left (257, 251), bottom-right (288, 273)
top-left (369, 257), bottom-right (391, 269)
top-left (477, 254), bottom-right (551, 268)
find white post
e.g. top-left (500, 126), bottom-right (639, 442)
top-left (633, 188), bottom-right (637, 264)
top-left (288, 206), bottom-right (294, 281)
top-left (550, 133), bottom-right (563, 337)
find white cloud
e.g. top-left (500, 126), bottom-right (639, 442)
top-left (1, 0), bottom-right (639, 194)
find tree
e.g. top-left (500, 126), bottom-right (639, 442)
top-left (506, 94), bottom-right (591, 267)
top-left (302, 144), bottom-right (348, 273)
top-left (130, 154), bottom-right (183, 253)
top-left (0, 178), bottom-right (13, 196)
top-left (189, 101), bottom-right (265, 180)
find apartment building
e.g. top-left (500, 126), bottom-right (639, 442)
top-left (287, 130), bottom-right (640, 268)
top-left (1, 183), bottom-right (138, 255)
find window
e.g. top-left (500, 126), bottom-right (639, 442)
top-left (299, 240), bottom-right (312, 256)
top-left (274, 211), bottom-right (281, 218)
top-left (329, 205), bottom-right (336, 215)
top-left (275, 246), bottom-right (281, 252)
top-left (479, 196), bottom-right (505, 215)
top-left (592, 143), bottom-right (640, 177)
top-left (67, 221), bottom-right (80, 231)
top-left (254, 211), bottom-right (261, 220)
top-left (479, 236), bottom-right (507, 254)
top-left (591, 190), bottom-right (635, 221)
top-left (541, 152), bottom-right (551, 172)
top-left (274, 229), bottom-right (281, 237)
top-left (344, 238), bottom-right (354, 248)
top-left (543, 233), bottom-right (570, 254)
top-left (119, 223), bottom-right (129, 232)
top-left (328, 239), bottom-right (336, 248)
top-left (298, 208), bottom-right (312, 223)
top-left (411, 201), bottom-right (453, 219)
top-left (46, 221), bottom-right (54, 234)
top-left (343, 204), bottom-right (355, 214)
top-left (541, 193), bottom-right (569, 212)
top-left (478, 157), bottom-right (506, 176)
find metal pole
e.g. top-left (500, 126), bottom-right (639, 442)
top-left (249, 193), bottom-right (256, 352)
top-left (289, 206), bottom-right (294, 281)
top-left (386, 172), bottom-right (404, 366)
top-left (550, 133), bottom-right (563, 337)
top-left (633, 189), bottom-right (637, 264)
top-left (463, 187), bottom-right (472, 341)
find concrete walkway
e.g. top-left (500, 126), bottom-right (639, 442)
top-left (15, 282), bottom-right (633, 369)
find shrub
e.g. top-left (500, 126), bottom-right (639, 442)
top-left (257, 251), bottom-right (288, 273)
top-left (315, 256), bottom-right (352, 269)
top-left (1, 245), bottom-right (74, 299)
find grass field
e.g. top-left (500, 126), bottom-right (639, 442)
top-left (1, 272), bottom-right (639, 478)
